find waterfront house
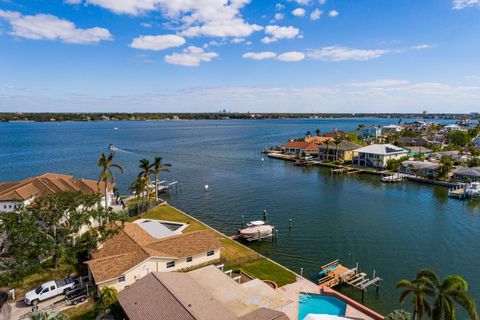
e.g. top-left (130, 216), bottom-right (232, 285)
top-left (318, 141), bottom-right (362, 162)
top-left (86, 220), bottom-right (221, 291)
top-left (359, 125), bottom-right (382, 138)
top-left (282, 141), bottom-right (319, 156)
top-left (453, 167), bottom-right (480, 182)
top-left (304, 136), bottom-right (333, 145)
top-left (353, 144), bottom-right (408, 168)
top-left (398, 136), bottom-right (430, 147)
top-left (442, 124), bottom-right (464, 132)
top-left (0, 172), bottom-right (114, 213)
top-left (405, 146), bottom-right (432, 157)
top-left (428, 151), bottom-right (472, 163)
top-left (323, 129), bottom-right (347, 138)
top-left (381, 124), bottom-right (403, 134)
top-left (117, 265), bottom-right (290, 320)
top-left (400, 161), bottom-right (440, 177)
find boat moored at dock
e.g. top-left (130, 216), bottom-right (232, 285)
top-left (238, 220), bottom-right (274, 241)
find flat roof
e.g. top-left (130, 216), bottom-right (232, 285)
top-left (134, 219), bottom-right (182, 239)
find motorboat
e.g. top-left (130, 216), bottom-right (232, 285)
top-left (465, 182), bottom-right (480, 196)
top-left (239, 221), bottom-right (274, 241)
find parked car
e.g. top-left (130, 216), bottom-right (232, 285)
top-left (24, 276), bottom-right (78, 306)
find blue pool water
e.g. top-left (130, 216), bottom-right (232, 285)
top-left (298, 294), bottom-right (347, 320)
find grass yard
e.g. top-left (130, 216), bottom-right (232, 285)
top-left (238, 258), bottom-right (297, 287)
top-left (62, 300), bottom-right (97, 320)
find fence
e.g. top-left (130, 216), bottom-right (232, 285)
top-left (220, 253), bottom-right (260, 267)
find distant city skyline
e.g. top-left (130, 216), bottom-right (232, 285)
top-left (0, 0), bottom-right (479, 113)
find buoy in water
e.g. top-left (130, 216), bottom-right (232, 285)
top-left (261, 157), bottom-right (264, 162)
top-left (204, 184), bottom-right (209, 192)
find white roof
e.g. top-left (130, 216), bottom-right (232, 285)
top-left (354, 144), bottom-right (407, 155)
top-left (382, 124), bottom-right (402, 128)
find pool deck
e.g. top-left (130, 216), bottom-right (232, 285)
top-left (276, 277), bottom-right (382, 320)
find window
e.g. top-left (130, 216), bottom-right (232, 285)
top-left (50, 286), bottom-right (55, 291)
top-left (186, 256), bottom-right (192, 263)
top-left (207, 250), bottom-right (215, 257)
top-left (42, 288), bottom-right (49, 294)
top-left (118, 276), bottom-right (125, 283)
top-left (166, 261), bottom-right (175, 269)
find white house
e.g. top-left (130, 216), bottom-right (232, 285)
top-left (0, 173), bottom-right (115, 213)
top-left (381, 125), bottom-right (404, 134)
top-left (86, 220), bottom-right (222, 291)
top-left (442, 124), bottom-right (463, 132)
top-left (359, 125), bottom-right (382, 138)
top-left (353, 144), bottom-right (408, 168)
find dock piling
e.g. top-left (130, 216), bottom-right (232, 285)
top-left (289, 218), bottom-right (292, 229)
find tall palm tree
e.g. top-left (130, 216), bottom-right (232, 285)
top-left (129, 176), bottom-right (147, 215)
top-left (315, 128), bottom-right (321, 136)
top-left (153, 156), bottom-right (170, 202)
top-left (138, 158), bottom-right (153, 201)
top-left (397, 277), bottom-right (435, 320)
top-left (97, 151), bottom-right (124, 211)
top-left (324, 140), bottom-right (332, 161)
top-left (333, 136), bottom-right (342, 163)
top-left (417, 269), bottom-right (478, 320)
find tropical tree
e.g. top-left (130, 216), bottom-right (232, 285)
top-left (324, 140), bottom-right (332, 162)
top-left (315, 128), bottom-right (321, 136)
top-left (385, 310), bottom-right (412, 320)
top-left (416, 269), bottom-right (478, 320)
top-left (29, 310), bottom-right (68, 320)
top-left (97, 150), bottom-right (124, 210)
top-left (438, 156), bottom-right (454, 180)
top-left (138, 158), bottom-right (153, 201)
top-left (396, 276), bottom-right (435, 320)
top-left (96, 286), bottom-right (118, 314)
top-left (152, 156), bottom-right (171, 202)
top-left (333, 136), bottom-right (342, 163)
top-left (129, 176), bottom-right (147, 215)
top-left (112, 186), bottom-right (120, 204)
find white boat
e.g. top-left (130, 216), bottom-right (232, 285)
top-left (381, 173), bottom-right (404, 183)
top-left (465, 182), bottom-right (480, 196)
top-left (239, 221), bottom-right (274, 241)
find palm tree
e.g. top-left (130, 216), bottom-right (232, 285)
top-left (97, 151), bottom-right (124, 211)
top-left (439, 156), bottom-right (454, 180)
top-left (138, 158), bottom-right (153, 201)
top-left (129, 176), bottom-right (147, 215)
top-left (305, 130), bottom-right (312, 139)
top-left (333, 136), bottom-right (342, 163)
top-left (315, 128), bottom-right (321, 136)
top-left (324, 140), bottom-right (332, 161)
top-left (416, 269), bottom-right (478, 320)
top-left (397, 277), bottom-right (435, 320)
top-left (152, 156), bottom-right (170, 202)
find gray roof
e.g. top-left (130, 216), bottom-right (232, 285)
top-left (319, 140), bottom-right (362, 151)
top-left (354, 144), bottom-right (407, 155)
top-left (401, 161), bottom-right (440, 170)
top-left (453, 167), bottom-right (480, 177)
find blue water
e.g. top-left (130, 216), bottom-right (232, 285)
top-left (1, 118), bottom-right (479, 315)
top-left (298, 294), bottom-right (347, 319)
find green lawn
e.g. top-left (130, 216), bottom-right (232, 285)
top-left (62, 301), bottom-right (97, 320)
top-left (237, 258), bottom-right (297, 287)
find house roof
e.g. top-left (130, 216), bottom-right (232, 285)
top-left (304, 136), bottom-right (333, 144)
top-left (0, 172), bottom-right (113, 202)
top-left (318, 140), bottom-right (362, 151)
top-left (118, 268), bottom-right (290, 320)
top-left (323, 129), bottom-right (347, 138)
top-left (86, 222), bottom-right (221, 283)
top-left (453, 167), bottom-right (480, 177)
top-left (283, 141), bottom-right (318, 150)
top-left (406, 147), bottom-right (432, 153)
top-left (354, 144), bottom-right (407, 155)
top-left (401, 161), bottom-right (440, 170)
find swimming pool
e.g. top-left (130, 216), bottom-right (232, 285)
top-left (298, 294), bottom-right (347, 320)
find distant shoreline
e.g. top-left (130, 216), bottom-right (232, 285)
top-left (1, 112), bottom-right (478, 123)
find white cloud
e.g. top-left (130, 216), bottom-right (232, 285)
top-left (262, 25), bottom-right (300, 44)
top-left (277, 51), bottom-right (305, 62)
top-left (318, 0), bottom-right (326, 4)
top-left (242, 51), bottom-right (277, 60)
top-left (308, 46), bottom-right (388, 61)
top-left (129, 34), bottom-right (185, 51)
top-left (452, 0), bottom-right (480, 9)
top-left (78, 0), bottom-right (262, 39)
top-left (231, 37), bottom-right (245, 44)
top-left (275, 3), bottom-right (285, 10)
top-left (346, 80), bottom-right (410, 87)
top-left (310, 8), bottom-right (322, 20)
top-left (274, 13), bottom-right (284, 20)
top-left (165, 46), bottom-right (217, 67)
top-left (293, 0), bottom-right (311, 5)
top-left (328, 10), bottom-right (339, 17)
top-left (0, 9), bottom-right (112, 44)
top-left (140, 22), bottom-right (152, 28)
top-left (292, 8), bottom-right (306, 17)
top-left (411, 44), bottom-right (433, 50)
top-left (64, 0), bottom-right (82, 4)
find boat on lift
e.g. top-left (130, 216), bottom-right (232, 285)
top-left (239, 220), bottom-right (274, 241)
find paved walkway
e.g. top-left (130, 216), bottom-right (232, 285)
top-left (275, 277), bottom-right (320, 320)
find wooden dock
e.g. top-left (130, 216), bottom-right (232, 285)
top-left (331, 166), bottom-right (362, 175)
top-left (317, 260), bottom-right (382, 302)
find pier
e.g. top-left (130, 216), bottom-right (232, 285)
top-left (317, 260), bottom-right (382, 302)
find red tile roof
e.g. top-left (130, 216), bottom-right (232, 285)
top-left (283, 141), bottom-right (319, 150)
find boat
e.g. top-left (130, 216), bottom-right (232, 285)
top-left (381, 173), bottom-right (404, 183)
top-left (239, 221), bottom-right (274, 241)
top-left (465, 182), bottom-right (480, 197)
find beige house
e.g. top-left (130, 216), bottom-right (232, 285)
top-left (86, 220), bottom-right (221, 291)
top-left (318, 141), bottom-right (361, 162)
top-left (0, 173), bottom-right (114, 213)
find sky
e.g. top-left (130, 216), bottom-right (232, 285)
top-left (0, 0), bottom-right (480, 113)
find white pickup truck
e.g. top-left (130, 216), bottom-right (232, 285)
top-left (24, 276), bottom-right (78, 306)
